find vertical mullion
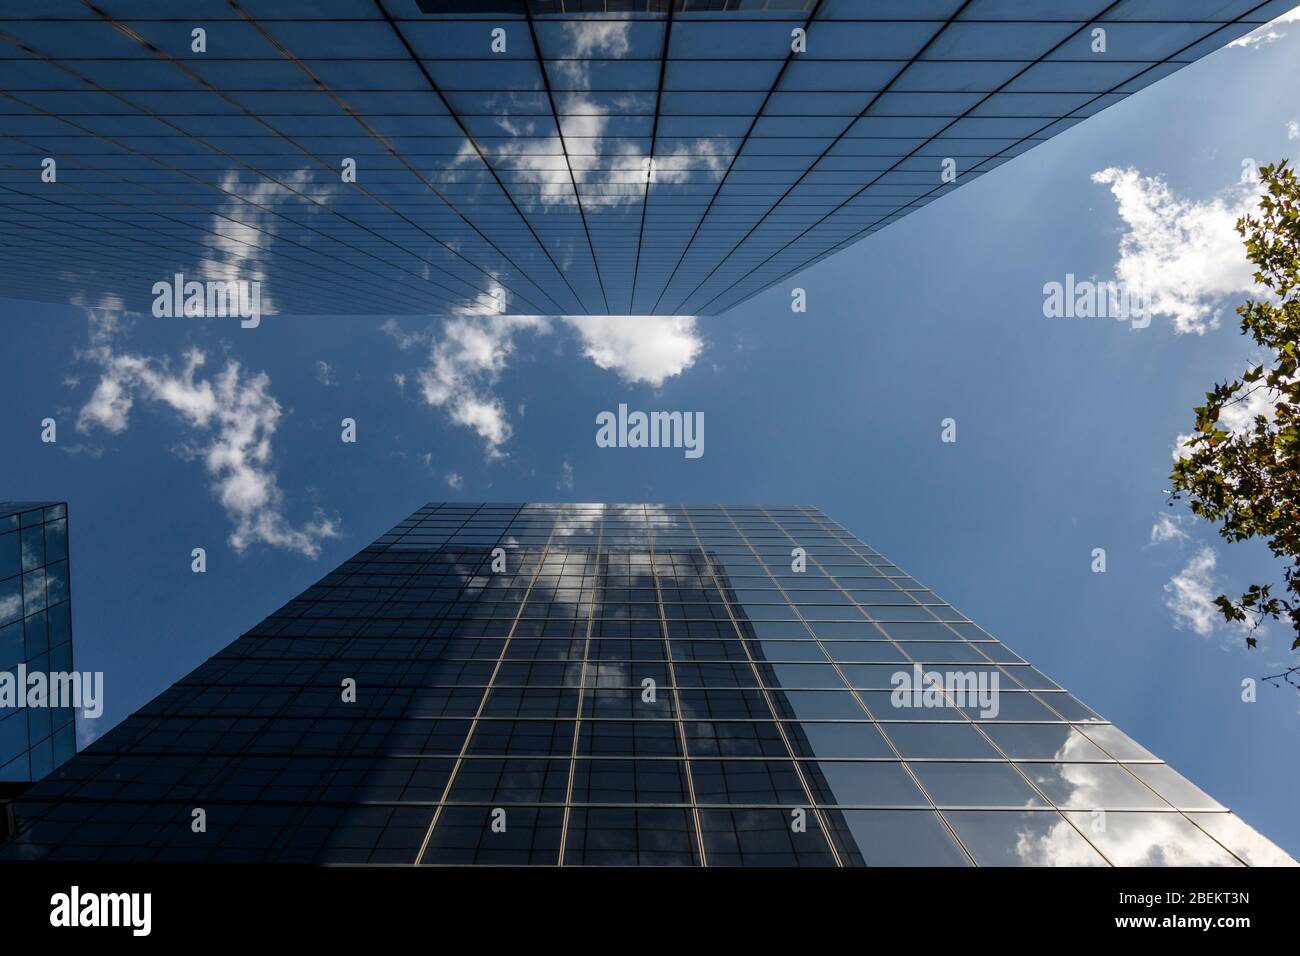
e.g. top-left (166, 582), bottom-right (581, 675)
top-left (725, 505), bottom-right (977, 866)
top-left (643, 506), bottom-right (707, 866)
top-left (629, 2), bottom-right (673, 311)
top-left (651, 0), bottom-right (828, 314)
top-left (557, 506), bottom-right (605, 865)
top-left (793, 507), bottom-right (1127, 865)
top-left (371, 0), bottom-right (585, 312)
top-left (521, 4), bottom-right (611, 313)
top-left (680, 507), bottom-right (843, 867)
top-left (285, 503), bottom-right (484, 862)
top-left (414, 507), bottom-right (562, 865)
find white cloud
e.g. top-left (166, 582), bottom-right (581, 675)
top-left (76, 316), bottom-right (339, 558)
top-left (1149, 512), bottom-right (1189, 546)
top-left (1164, 546), bottom-right (1221, 636)
top-left (1288, 120), bottom-right (1299, 140)
top-left (1163, 545), bottom-right (1251, 641)
top-left (445, 472), bottom-right (464, 490)
top-left (387, 312), bottom-right (704, 455)
top-left (442, 391), bottom-right (514, 452)
top-left (564, 315), bottom-right (704, 386)
top-left (387, 314), bottom-right (537, 457)
top-left (558, 460), bottom-right (575, 492)
top-left (315, 360), bottom-right (336, 386)
top-left (1227, 7), bottom-right (1300, 47)
top-left (1091, 167), bottom-right (1259, 334)
top-left (408, 313), bottom-right (550, 458)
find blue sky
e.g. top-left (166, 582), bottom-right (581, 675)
top-left (3, 12), bottom-right (1299, 857)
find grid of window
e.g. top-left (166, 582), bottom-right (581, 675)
top-left (1, 503), bottom-right (1293, 865)
top-left (0, 502), bottom-right (76, 784)
top-left (0, 2), bottom-right (1289, 316)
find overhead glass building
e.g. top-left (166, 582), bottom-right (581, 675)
top-left (0, 1), bottom-right (1292, 316)
top-left (0, 502), bottom-right (77, 786)
top-left (1, 503), bottom-right (1292, 865)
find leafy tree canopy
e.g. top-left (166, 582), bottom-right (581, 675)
top-left (1170, 161), bottom-right (1300, 659)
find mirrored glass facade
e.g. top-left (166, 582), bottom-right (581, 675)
top-left (1, 503), bottom-right (1293, 865)
top-left (0, 1), bottom-right (1291, 315)
top-left (0, 502), bottom-right (76, 785)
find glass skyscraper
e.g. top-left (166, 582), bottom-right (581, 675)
top-left (1, 503), bottom-right (1292, 865)
top-left (0, 1), bottom-right (1291, 316)
top-left (1, 502), bottom-right (77, 804)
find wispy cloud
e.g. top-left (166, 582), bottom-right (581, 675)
top-left (75, 313), bottom-right (339, 558)
top-left (1164, 546), bottom-right (1224, 637)
top-left (557, 459), bottom-right (575, 492)
top-left (413, 313), bottom-right (550, 458)
top-left (1227, 7), bottom-right (1300, 48)
top-left (1148, 512), bottom-right (1189, 546)
top-left (0, 593), bottom-right (21, 626)
top-left (315, 360), bottom-right (336, 386)
top-left (380, 319), bottom-right (429, 352)
top-left (1164, 545), bottom-right (1253, 643)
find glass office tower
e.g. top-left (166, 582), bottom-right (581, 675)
top-left (0, 502), bottom-right (77, 787)
top-left (0, 1), bottom-right (1292, 316)
top-left (1, 503), bottom-right (1292, 865)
